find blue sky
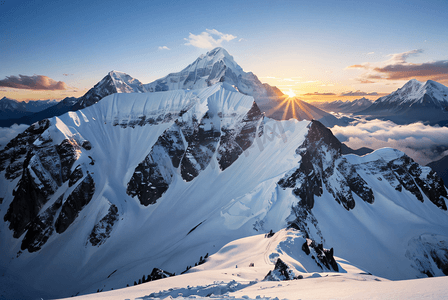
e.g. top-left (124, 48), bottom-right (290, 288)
top-left (1, 0), bottom-right (447, 101)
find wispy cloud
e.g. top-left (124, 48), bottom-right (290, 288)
top-left (331, 119), bottom-right (448, 165)
top-left (347, 49), bottom-right (448, 84)
top-left (340, 90), bottom-right (378, 96)
top-left (158, 46), bottom-right (170, 50)
top-left (184, 29), bottom-right (237, 49)
top-left (0, 75), bottom-right (67, 90)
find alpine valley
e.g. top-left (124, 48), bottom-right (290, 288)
top-left (1, 48), bottom-right (448, 300)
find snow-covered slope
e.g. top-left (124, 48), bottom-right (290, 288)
top-left (314, 98), bottom-right (373, 114)
top-left (357, 79), bottom-right (448, 125)
top-left (1, 84), bottom-right (447, 299)
top-left (61, 229), bottom-right (448, 300)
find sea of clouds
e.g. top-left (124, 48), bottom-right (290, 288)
top-left (331, 118), bottom-right (448, 165)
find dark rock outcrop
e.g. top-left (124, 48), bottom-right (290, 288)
top-left (55, 172), bottom-right (95, 234)
top-left (302, 238), bottom-right (339, 272)
top-left (4, 136), bottom-right (79, 238)
top-left (88, 204), bottom-right (119, 246)
top-left (264, 258), bottom-right (293, 281)
top-left (127, 100), bottom-right (263, 206)
top-left (20, 196), bottom-right (63, 252)
top-left (278, 120), bottom-right (373, 211)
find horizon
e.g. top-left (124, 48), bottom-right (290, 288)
top-left (1, 0), bottom-right (447, 102)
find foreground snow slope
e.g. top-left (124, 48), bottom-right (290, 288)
top-left (1, 84), bottom-right (447, 299)
top-left (64, 230), bottom-right (448, 300)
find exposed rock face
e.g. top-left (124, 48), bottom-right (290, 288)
top-left (88, 204), bottom-right (119, 246)
top-left (264, 258), bottom-right (294, 281)
top-left (278, 120), bottom-right (373, 211)
top-left (302, 238), bottom-right (339, 272)
top-left (0, 119), bottom-right (50, 180)
top-left (55, 172), bottom-right (95, 234)
top-left (127, 92), bottom-right (263, 206)
top-left (4, 134), bottom-right (80, 238)
top-left (20, 195), bottom-right (63, 252)
top-left (147, 268), bottom-right (175, 281)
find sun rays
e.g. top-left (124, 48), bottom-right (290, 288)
top-left (265, 95), bottom-right (317, 121)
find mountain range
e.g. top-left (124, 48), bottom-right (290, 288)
top-left (357, 79), bottom-right (448, 125)
top-left (0, 48), bottom-right (341, 128)
top-left (0, 82), bottom-right (447, 299)
top-left (313, 97), bottom-right (374, 114)
top-left (0, 97), bottom-right (58, 120)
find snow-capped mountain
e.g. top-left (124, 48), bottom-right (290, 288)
top-left (73, 70), bottom-right (148, 109)
top-left (144, 47), bottom-right (342, 127)
top-left (0, 97), bottom-right (57, 120)
top-left (357, 79), bottom-right (448, 125)
top-left (314, 97), bottom-right (373, 114)
top-left (1, 83), bottom-right (447, 299)
top-left (144, 47), bottom-right (281, 99)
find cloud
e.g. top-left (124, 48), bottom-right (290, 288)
top-left (184, 29), bottom-right (237, 49)
top-left (347, 49), bottom-right (448, 84)
top-left (0, 75), bottom-right (67, 90)
top-left (367, 52), bottom-right (375, 55)
top-left (340, 90), bottom-right (378, 96)
top-left (302, 92), bottom-right (336, 96)
top-left (0, 124), bottom-right (29, 150)
top-left (331, 118), bottom-right (448, 165)
top-left (62, 73), bottom-right (73, 76)
top-left (158, 46), bottom-right (170, 50)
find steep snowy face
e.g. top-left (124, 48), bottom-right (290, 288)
top-left (1, 84), bottom-right (448, 298)
top-left (144, 47), bottom-right (283, 100)
top-left (358, 79), bottom-right (448, 124)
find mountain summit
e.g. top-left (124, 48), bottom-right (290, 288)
top-left (357, 79), bottom-right (448, 125)
top-left (144, 47), bottom-right (283, 99)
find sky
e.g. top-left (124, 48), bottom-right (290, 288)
top-left (1, 0), bottom-right (448, 102)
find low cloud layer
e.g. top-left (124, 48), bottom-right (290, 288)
top-left (347, 49), bottom-right (448, 84)
top-left (158, 46), bottom-right (170, 50)
top-left (0, 124), bottom-right (29, 150)
top-left (184, 29), bottom-right (236, 49)
top-left (331, 118), bottom-right (448, 165)
top-left (0, 75), bottom-right (67, 90)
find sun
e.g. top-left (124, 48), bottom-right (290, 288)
top-left (284, 88), bottom-right (296, 98)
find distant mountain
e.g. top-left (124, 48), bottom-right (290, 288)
top-left (427, 155), bottom-right (448, 187)
top-left (0, 97), bottom-right (57, 120)
top-left (314, 97), bottom-right (374, 114)
top-left (357, 79), bottom-right (448, 125)
top-left (0, 71), bottom-right (143, 127)
top-left (72, 70), bottom-right (147, 110)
